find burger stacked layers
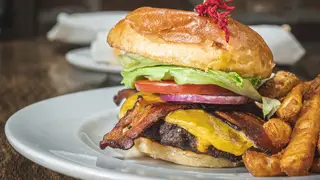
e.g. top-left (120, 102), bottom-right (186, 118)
top-left (100, 7), bottom-right (281, 168)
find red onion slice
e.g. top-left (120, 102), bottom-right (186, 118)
top-left (160, 94), bottom-right (249, 105)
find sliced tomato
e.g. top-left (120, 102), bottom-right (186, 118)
top-left (135, 80), bottom-right (235, 95)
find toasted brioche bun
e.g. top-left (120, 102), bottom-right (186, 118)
top-left (107, 7), bottom-right (274, 78)
top-left (134, 137), bottom-right (241, 168)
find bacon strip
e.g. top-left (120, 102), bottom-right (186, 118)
top-left (100, 97), bottom-right (199, 150)
top-left (213, 111), bottom-right (281, 154)
top-left (113, 89), bottom-right (137, 106)
top-left (101, 97), bottom-right (147, 149)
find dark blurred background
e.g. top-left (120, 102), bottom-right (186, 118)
top-left (1, 0), bottom-right (320, 42)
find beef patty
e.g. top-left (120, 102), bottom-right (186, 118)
top-left (142, 121), bottom-right (242, 162)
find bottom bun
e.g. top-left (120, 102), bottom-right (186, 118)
top-left (135, 137), bottom-right (241, 168)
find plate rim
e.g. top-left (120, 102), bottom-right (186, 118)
top-left (5, 87), bottom-right (320, 180)
top-left (4, 87), bottom-right (162, 180)
top-left (65, 47), bottom-right (123, 73)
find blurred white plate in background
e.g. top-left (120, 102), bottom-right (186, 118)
top-left (250, 25), bottom-right (305, 65)
top-left (91, 31), bottom-right (123, 65)
top-left (65, 47), bottom-right (122, 73)
top-left (47, 11), bottom-right (128, 44)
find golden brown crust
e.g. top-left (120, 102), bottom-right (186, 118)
top-left (280, 76), bottom-right (320, 176)
top-left (263, 118), bottom-right (292, 149)
top-left (259, 71), bottom-right (301, 99)
top-left (280, 93), bottom-right (320, 176)
top-left (243, 150), bottom-right (284, 177)
top-left (276, 83), bottom-right (306, 124)
top-left (107, 7), bottom-right (274, 78)
top-left (135, 137), bottom-right (240, 168)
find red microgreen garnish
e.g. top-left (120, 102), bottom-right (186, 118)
top-left (195, 0), bottom-right (235, 42)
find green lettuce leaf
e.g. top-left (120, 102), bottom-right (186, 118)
top-left (262, 97), bottom-right (281, 119)
top-left (119, 53), bottom-right (261, 87)
top-left (121, 66), bottom-right (262, 101)
top-left (246, 77), bottom-right (262, 88)
top-left (120, 53), bottom-right (279, 119)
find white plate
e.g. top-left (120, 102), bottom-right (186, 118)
top-left (65, 47), bottom-right (122, 73)
top-left (47, 11), bottom-right (128, 44)
top-left (5, 87), bottom-right (320, 180)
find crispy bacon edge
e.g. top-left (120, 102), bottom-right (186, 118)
top-left (113, 89), bottom-right (137, 106)
top-left (100, 96), bottom-right (199, 150)
top-left (213, 111), bottom-right (281, 154)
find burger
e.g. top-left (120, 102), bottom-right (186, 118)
top-left (100, 6), bottom-right (281, 168)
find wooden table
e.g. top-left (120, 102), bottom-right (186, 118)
top-left (0, 39), bottom-right (121, 179)
top-left (0, 39), bottom-right (319, 179)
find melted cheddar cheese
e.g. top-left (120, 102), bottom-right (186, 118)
top-left (119, 93), bottom-right (253, 156)
top-left (119, 92), bottom-right (162, 118)
top-left (165, 110), bottom-right (253, 156)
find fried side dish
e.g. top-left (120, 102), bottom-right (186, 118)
top-left (276, 83), bottom-right (308, 124)
top-left (304, 76), bottom-right (320, 100)
top-left (263, 118), bottom-right (292, 149)
top-left (280, 75), bottom-right (320, 176)
top-left (243, 150), bottom-right (284, 177)
top-left (242, 74), bottom-right (320, 177)
top-left (259, 71), bottom-right (301, 99)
